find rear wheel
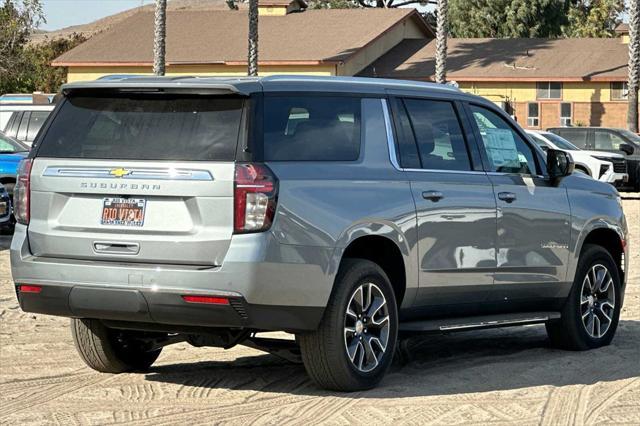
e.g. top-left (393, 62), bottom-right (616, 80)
top-left (298, 259), bottom-right (398, 391)
top-left (71, 318), bottom-right (162, 373)
top-left (546, 244), bottom-right (621, 350)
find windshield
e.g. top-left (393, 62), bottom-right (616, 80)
top-left (617, 129), bottom-right (640, 145)
top-left (36, 93), bottom-right (245, 161)
top-left (0, 132), bottom-right (29, 153)
top-left (543, 132), bottom-right (580, 150)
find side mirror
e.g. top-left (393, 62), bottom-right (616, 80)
top-left (620, 143), bottom-right (635, 155)
top-left (547, 149), bottom-right (574, 179)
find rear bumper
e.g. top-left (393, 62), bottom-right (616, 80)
top-left (14, 283), bottom-right (323, 332)
top-left (10, 224), bottom-right (333, 332)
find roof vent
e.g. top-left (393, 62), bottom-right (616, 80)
top-left (258, 0), bottom-right (307, 16)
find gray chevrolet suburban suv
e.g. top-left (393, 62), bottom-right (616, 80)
top-left (11, 76), bottom-right (629, 391)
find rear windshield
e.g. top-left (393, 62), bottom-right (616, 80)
top-left (36, 93), bottom-right (244, 161)
top-left (263, 96), bottom-right (361, 161)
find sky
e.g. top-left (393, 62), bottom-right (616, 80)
top-left (40, 1), bottom-right (431, 31)
top-left (41, 0), bottom-right (155, 31)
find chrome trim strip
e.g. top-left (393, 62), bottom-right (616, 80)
top-left (439, 316), bottom-right (549, 331)
top-left (43, 166), bottom-right (214, 181)
top-left (381, 98), bottom-right (402, 171)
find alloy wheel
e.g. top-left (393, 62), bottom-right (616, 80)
top-left (580, 264), bottom-right (615, 339)
top-left (344, 282), bottom-right (390, 373)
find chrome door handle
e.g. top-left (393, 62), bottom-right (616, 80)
top-left (422, 190), bottom-right (444, 202)
top-left (498, 192), bottom-right (517, 203)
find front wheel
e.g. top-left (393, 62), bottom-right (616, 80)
top-left (546, 244), bottom-right (621, 350)
top-left (298, 259), bottom-right (398, 391)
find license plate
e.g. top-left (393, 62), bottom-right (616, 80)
top-left (0, 202), bottom-right (7, 216)
top-left (101, 198), bottom-right (146, 227)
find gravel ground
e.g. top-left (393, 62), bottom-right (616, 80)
top-left (1, 196), bottom-right (638, 425)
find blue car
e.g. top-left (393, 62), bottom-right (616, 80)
top-left (0, 130), bottom-right (30, 196)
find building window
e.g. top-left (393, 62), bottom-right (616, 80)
top-left (560, 103), bottom-right (572, 126)
top-left (536, 82), bottom-right (562, 99)
top-left (527, 103), bottom-right (539, 127)
top-left (611, 82), bottom-right (628, 100)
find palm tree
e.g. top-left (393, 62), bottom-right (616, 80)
top-left (248, 0), bottom-right (259, 76)
top-left (153, 0), bottom-right (167, 76)
top-left (435, 0), bottom-right (448, 84)
top-left (627, 0), bottom-right (639, 133)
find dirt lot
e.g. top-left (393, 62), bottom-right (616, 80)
top-left (1, 197), bottom-right (639, 425)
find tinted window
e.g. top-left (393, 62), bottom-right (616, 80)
top-left (263, 96), bottom-right (360, 161)
top-left (26, 111), bottom-right (50, 142)
top-left (552, 129), bottom-right (588, 148)
top-left (470, 105), bottom-right (537, 175)
top-left (17, 112), bottom-right (30, 141)
top-left (402, 99), bottom-right (471, 171)
top-left (542, 133), bottom-right (577, 150)
top-left (37, 94), bottom-right (244, 160)
top-left (594, 131), bottom-right (626, 151)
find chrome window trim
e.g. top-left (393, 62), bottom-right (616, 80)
top-left (43, 166), bottom-right (214, 181)
top-left (380, 98), bottom-right (487, 176)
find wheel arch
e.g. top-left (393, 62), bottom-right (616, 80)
top-left (332, 222), bottom-right (417, 310)
top-left (577, 225), bottom-right (625, 289)
top-left (573, 163), bottom-right (591, 176)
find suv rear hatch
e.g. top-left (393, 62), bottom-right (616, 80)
top-left (26, 90), bottom-right (247, 266)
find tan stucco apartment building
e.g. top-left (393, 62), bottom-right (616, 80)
top-left (53, 1), bottom-right (637, 130)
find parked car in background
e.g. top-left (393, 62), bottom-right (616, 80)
top-left (0, 131), bottom-right (30, 196)
top-left (11, 76), bottom-right (629, 392)
top-left (526, 130), bottom-right (627, 186)
top-left (0, 183), bottom-right (13, 233)
top-left (548, 127), bottom-right (640, 191)
top-left (0, 104), bottom-right (55, 145)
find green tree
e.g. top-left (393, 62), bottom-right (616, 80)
top-left (0, 0), bottom-right (44, 93)
top-left (449, 0), bottom-right (568, 38)
top-left (22, 34), bottom-right (87, 92)
top-left (563, 0), bottom-right (624, 37)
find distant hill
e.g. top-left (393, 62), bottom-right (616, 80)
top-left (31, 0), bottom-right (240, 43)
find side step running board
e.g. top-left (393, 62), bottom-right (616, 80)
top-left (399, 311), bottom-right (561, 333)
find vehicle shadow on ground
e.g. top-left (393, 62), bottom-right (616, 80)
top-left (145, 319), bottom-right (640, 397)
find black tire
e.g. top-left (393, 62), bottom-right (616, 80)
top-left (71, 318), bottom-right (162, 373)
top-left (298, 259), bottom-right (398, 391)
top-left (546, 244), bottom-right (621, 350)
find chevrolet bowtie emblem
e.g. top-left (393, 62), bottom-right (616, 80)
top-left (109, 168), bottom-right (132, 178)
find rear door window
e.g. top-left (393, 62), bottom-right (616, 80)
top-left (263, 96), bottom-right (361, 161)
top-left (402, 98), bottom-right (472, 171)
top-left (16, 112), bottom-right (31, 141)
top-left (26, 111), bottom-right (50, 142)
top-left (36, 93), bottom-right (245, 160)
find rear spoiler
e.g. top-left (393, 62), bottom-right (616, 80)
top-left (61, 78), bottom-right (259, 97)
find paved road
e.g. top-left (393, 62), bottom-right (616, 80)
top-left (1, 198), bottom-right (638, 425)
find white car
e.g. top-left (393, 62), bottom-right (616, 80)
top-left (526, 130), bottom-right (628, 185)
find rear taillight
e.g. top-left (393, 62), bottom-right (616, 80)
top-left (234, 163), bottom-right (278, 234)
top-left (14, 158), bottom-right (32, 225)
